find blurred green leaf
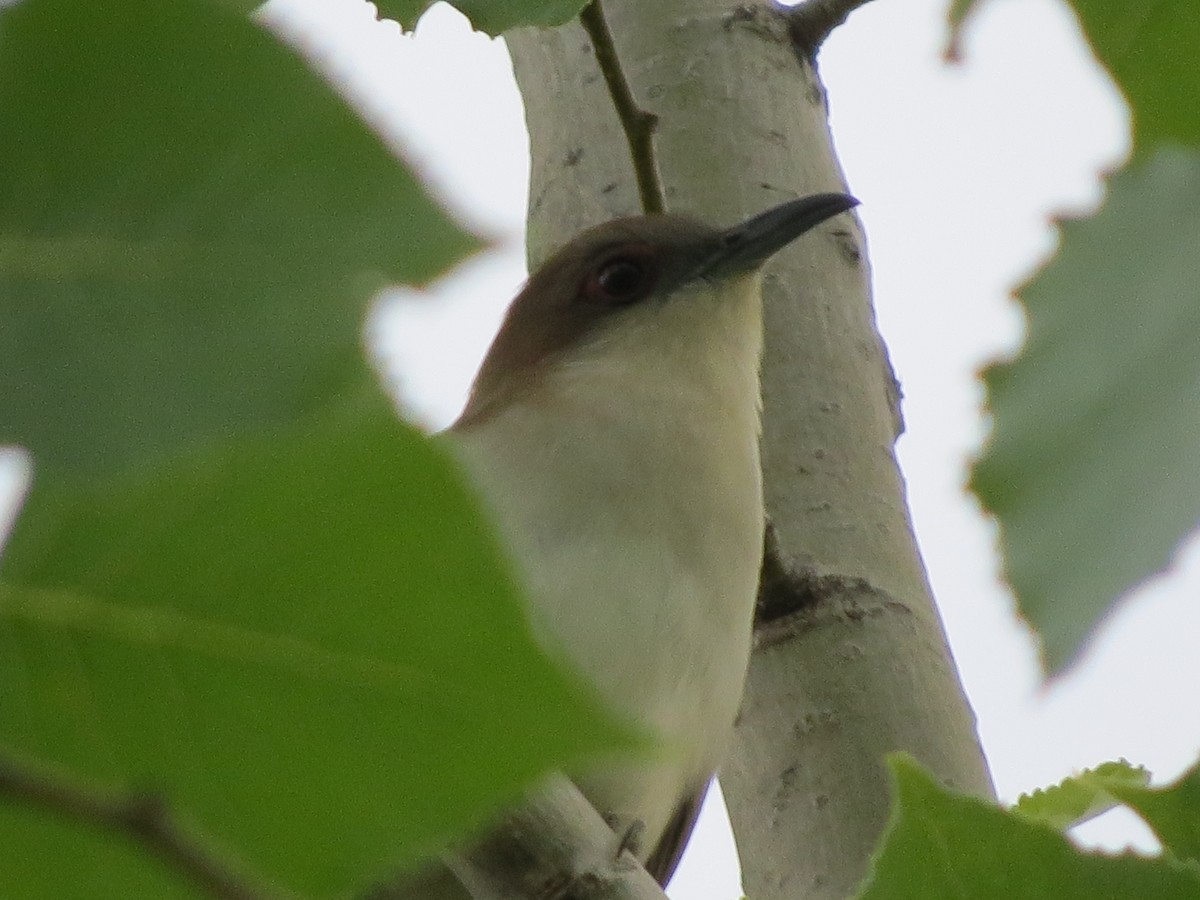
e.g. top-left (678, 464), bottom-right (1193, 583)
top-left (1067, 0), bottom-right (1200, 155)
top-left (0, 0), bottom-right (477, 479)
top-left (376, 0), bottom-right (588, 36)
top-left (971, 147), bottom-right (1200, 673)
top-left (948, 0), bottom-right (1199, 157)
top-left (1106, 760), bottom-right (1200, 863)
top-left (945, 0), bottom-right (970, 32)
top-left (856, 755), bottom-right (1200, 900)
top-left (0, 0), bottom-right (639, 896)
top-left (1013, 760), bottom-right (1149, 832)
top-left (1, 371), bottom-right (639, 898)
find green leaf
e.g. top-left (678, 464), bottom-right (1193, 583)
top-left (970, 147), bottom-right (1200, 673)
top-left (948, 1), bottom-right (1199, 157)
top-left (1105, 760), bottom-right (1200, 863)
top-left (375, 0), bottom-right (588, 36)
top-left (0, 0), bottom-right (477, 479)
top-left (856, 755), bottom-right (1200, 900)
top-left (0, 0), bottom-right (639, 895)
top-left (1068, 0), bottom-right (1200, 155)
top-left (1, 373), bottom-right (639, 898)
top-left (1014, 761), bottom-right (1150, 832)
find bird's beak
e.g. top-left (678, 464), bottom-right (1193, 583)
top-left (698, 192), bottom-right (860, 278)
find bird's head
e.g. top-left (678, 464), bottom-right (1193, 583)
top-left (457, 193), bottom-right (859, 428)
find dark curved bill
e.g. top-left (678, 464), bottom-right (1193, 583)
top-left (699, 192), bottom-right (859, 278)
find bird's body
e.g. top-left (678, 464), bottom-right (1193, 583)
top-left (449, 266), bottom-right (765, 866)
top-left (439, 194), bottom-right (858, 888)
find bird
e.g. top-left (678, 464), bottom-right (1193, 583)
top-left (420, 192), bottom-right (858, 895)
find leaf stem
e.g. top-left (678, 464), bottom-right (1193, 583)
top-left (579, 0), bottom-right (665, 215)
top-left (0, 748), bottom-right (304, 900)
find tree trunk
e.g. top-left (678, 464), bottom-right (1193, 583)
top-left (506, 2), bottom-right (994, 897)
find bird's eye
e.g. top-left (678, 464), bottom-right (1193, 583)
top-left (585, 255), bottom-right (653, 305)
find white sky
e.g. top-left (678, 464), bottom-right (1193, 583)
top-left (258, 1), bottom-right (1200, 893)
top-left (4, 0), bottom-right (1198, 896)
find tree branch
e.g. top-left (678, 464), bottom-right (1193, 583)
top-left (445, 776), bottom-right (668, 900)
top-left (507, 2), bottom-right (994, 895)
top-left (578, 0), bottom-right (665, 215)
top-left (784, 0), bottom-right (879, 58)
top-left (359, 776), bottom-right (668, 900)
top-left (0, 748), bottom-right (302, 900)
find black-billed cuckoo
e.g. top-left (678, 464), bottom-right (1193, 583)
top-left (446, 193), bottom-right (859, 888)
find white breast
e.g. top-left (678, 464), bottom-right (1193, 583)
top-left (448, 274), bottom-right (765, 846)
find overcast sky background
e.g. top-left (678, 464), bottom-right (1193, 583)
top-left (4, 0), bottom-right (1198, 896)
top-left (257, 0), bottom-right (1200, 896)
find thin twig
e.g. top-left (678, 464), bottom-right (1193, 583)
top-left (579, 0), bottom-right (665, 215)
top-left (0, 749), bottom-right (303, 900)
top-left (785, 0), bottom-right (878, 58)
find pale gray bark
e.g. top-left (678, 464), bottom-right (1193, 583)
top-left (445, 776), bottom-right (667, 900)
top-left (506, 2), bottom-right (994, 899)
top-left (362, 777), bottom-right (668, 900)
